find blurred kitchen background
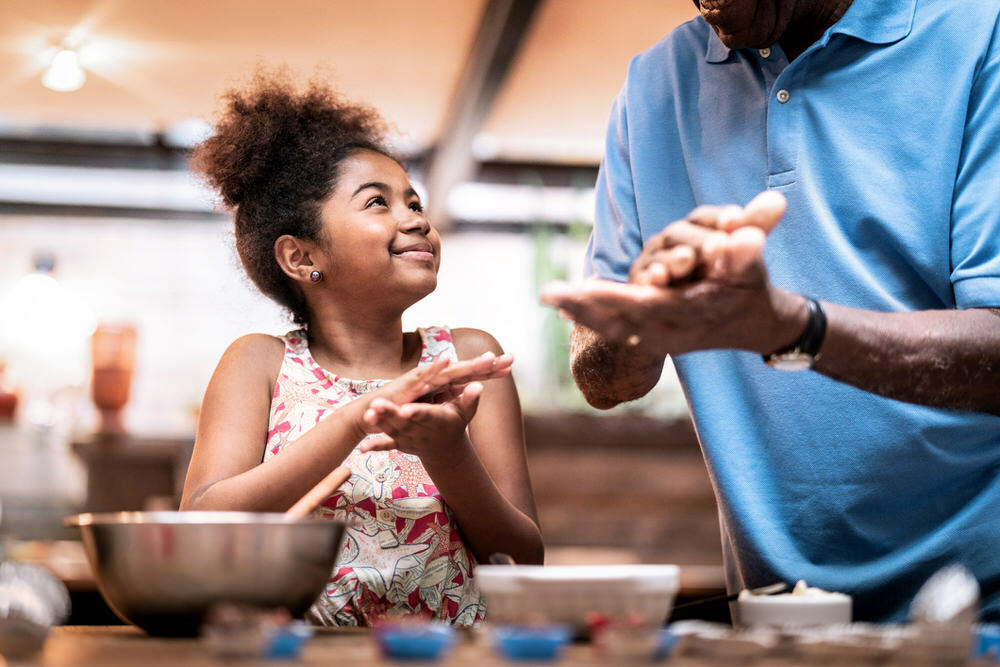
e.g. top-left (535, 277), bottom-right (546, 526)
top-left (0, 0), bottom-right (726, 621)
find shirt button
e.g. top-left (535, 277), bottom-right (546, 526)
top-left (776, 89), bottom-right (791, 103)
top-left (759, 48), bottom-right (771, 58)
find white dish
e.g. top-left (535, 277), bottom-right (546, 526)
top-left (474, 564), bottom-right (679, 632)
top-left (737, 591), bottom-right (852, 629)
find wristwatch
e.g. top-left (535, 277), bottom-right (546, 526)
top-left (763, 297), bottom-right (827, 371)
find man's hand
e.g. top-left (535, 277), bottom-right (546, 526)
top-left (629, 190), bottom-right (786, 286)
top-left (542, 191), bottom-right (795, 358)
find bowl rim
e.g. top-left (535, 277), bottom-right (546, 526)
top-left (63, 511), bottom-right (341, 527)
top-left (474, 563), bottom-right (680, 583)
top-left (738, 592), bottom-right (852, 606)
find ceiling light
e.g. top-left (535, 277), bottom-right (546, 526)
top-left (42, 49), bottom-right (86, 92)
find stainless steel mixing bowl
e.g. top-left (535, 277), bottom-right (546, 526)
top-left (64, 511), bottom-right (345, 636)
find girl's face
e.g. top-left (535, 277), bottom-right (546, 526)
top-left (316, 149), bottom-right (441, 307)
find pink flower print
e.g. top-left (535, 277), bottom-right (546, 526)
top-left (432, 329), bottom-right (452, 343)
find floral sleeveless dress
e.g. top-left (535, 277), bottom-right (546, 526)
top-left (263, 327), bottom-right (485, 627)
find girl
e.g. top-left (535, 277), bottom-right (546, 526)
top-left (179, 72), bottom-right (544, 627)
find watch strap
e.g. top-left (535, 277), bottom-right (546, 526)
top-left (763, 297), bottom-right (827, 365)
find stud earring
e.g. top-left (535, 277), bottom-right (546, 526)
top-left (310, 270), bottom-right (322, 282)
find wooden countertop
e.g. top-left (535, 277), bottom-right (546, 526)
top-left (33, 626), bottom-right (605, 666)
top-left (28, 624), bottom-right (995, 667)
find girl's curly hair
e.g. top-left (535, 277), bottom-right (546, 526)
top-left (191, 69), bottom-right (391, 326)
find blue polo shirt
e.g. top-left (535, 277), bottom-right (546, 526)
top-left (586, 0), bottom-right (1000, 622)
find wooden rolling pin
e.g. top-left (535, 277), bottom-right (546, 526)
top-left (285, 465), bottom-right (352, 519)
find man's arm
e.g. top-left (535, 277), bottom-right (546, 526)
top-left (815, 304), bottom-right (1000, 414)
top-left (546, 191), bottom-right (1000, 416)
top-left (569, 323), bottom-right (664, 409)
top-left (551, 270), bottom-right (1000, 416)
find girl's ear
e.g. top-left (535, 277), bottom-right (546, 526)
top-left (274, 234), bottom-right (321, 283)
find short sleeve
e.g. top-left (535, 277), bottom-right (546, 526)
top-left (951, 13), bottom-right (1000, 308)
top-left (583, 76), bottom-right (646, 283)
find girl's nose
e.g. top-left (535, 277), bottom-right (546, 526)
top-left (399, 209), bottom-right (431, 233)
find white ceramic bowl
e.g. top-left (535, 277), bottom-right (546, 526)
top-left (474, 564), bottom-right (679, 632)
top-left (737, 592), bottom-right (852, 629)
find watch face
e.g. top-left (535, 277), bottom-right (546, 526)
top-left (766, 353), bottom-right (813, 371)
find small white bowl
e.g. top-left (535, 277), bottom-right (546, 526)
top-left (475, 564), bottom-right (679, 633)
top-left (737, 592), bottom-right (852, 629)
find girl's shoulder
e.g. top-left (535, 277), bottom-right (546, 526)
top-left (219, 333), bottom-right (286, 376)
top-left (447, 327), bottom-right (504, 361)
top-left (205, 333), bottom-right (286, 403)
top-left (226, 332), bottom-right (286, 358)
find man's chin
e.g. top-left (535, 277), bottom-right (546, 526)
top-left (702, 1), bottom-right (781, 50)
top-left (711, 25), bottom-right (776, 51)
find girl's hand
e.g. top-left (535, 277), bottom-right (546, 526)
top-left (358, 382), bottom-right (484, 459)
top-left (372, 351), bottom-right (514, 407)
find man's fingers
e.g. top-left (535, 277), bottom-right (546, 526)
top-left (714, 205), bottom-right (744, 230)
top-left (664, 245), bottom-right (697, 280)
top-left (542, 280), bottom-right (674, 343)
top-left (543, 281), bottom-right (660, 314)
top-left (634, 245), bottom-right (697, 286)
top-left (704, 226), bottom-right (767, 283)
top-left (633, 261), bottom-right (669, 286)
top-left (685, 191), bottom-right (785, 233)
top-left (686, 205), bottom-right (724, 228)
top-left (653, 220), bottom-right (715, 249)
top-left (701, 231), bottom-right (729, 275)
top-left (721, 190), bottom-right (786, 232)
top-left (725, 226), bottom-right (767, 276)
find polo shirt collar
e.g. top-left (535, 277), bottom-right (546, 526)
top-left (703, 0), bottom-right (917, 63)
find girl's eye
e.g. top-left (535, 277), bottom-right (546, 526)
top-left (409, 201), bottom-right (424, 213)
top-left (366, 195), bottom-right (387, 208)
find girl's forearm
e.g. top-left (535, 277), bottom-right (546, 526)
top-left (181, 400), bottom-right (369, 512)
top-left (422, 439), bottom-right (544, 566)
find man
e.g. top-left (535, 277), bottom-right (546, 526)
top-left (542, 0), bottom-right (1000, 622)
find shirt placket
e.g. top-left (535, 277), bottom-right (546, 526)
top-left (762, 47), bottom-right (800, 189)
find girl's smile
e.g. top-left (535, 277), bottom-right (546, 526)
top-left (391, 242), bottom-right (435, 263)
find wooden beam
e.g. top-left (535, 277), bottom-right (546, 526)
top-left (423, 0), bottom-right (543, 230)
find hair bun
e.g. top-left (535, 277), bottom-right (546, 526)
top-left (191, 70), bottom-right (388, 209)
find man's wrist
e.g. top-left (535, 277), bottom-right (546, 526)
top-left (763, 295), bottom-right (827, 370)
top-left (757, 290), bottom-right (811, 357)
